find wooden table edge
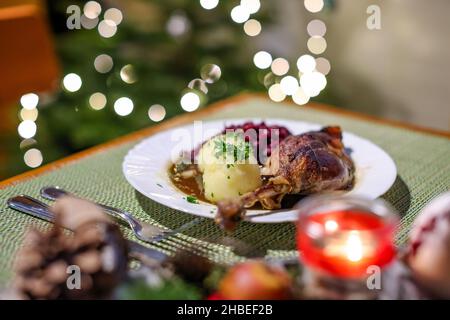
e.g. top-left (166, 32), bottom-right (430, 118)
top-left (1, 92), bottom-right (448, 189)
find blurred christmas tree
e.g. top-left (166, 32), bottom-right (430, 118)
top-left (5, 0), bottom-right (337, 178)
top-left (5, 0), bottom-right (271, 177)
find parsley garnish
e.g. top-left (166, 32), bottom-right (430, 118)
top-left (213, 133), bottom-right (252, 163)
top-left (214, 139), bottom-right (228, 158)
top-left (186, 195), bottom-right (198, 204)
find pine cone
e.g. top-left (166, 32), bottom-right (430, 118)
top-left (15, 197), bottom-right (128, 299)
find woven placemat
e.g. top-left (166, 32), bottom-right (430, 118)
top-left (1, 97), bottom-right (449, 286)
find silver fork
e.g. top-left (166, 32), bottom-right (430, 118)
top-left (40, 186), bottom-right (203, 243)
top-left (6, 195), bottom-right (169, 262)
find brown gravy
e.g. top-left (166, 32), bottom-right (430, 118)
top-left (169, 163), bottom-right (209, 203)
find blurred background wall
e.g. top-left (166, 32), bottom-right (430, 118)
top-left (327, 0), bottom-right (450, 131)
top-left (263, 0), bottom-right (450, 130)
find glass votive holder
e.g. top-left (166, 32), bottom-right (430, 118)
top-left (296, 194), bottom-right (399, 298)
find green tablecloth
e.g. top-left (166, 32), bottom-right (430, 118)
top-left (1, 96), bottom-right (449, 286)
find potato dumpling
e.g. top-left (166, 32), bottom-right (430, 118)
top-left (198, 133), bottom-right (261, 203)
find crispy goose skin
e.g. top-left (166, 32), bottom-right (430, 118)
top-left (216, 126), bottom-right (355, 230)
top-left (262, 126), bottom-right (354, 196)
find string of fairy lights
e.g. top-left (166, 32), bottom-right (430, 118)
top-left (17, 2), bottom-right (140, 168)
top-left (17, 0), bottom-right (330, 169)
top-left (227, 0), bottom-right (330, 104)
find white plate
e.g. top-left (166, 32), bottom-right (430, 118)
top-left (123, 119), bottom-right (397, 223)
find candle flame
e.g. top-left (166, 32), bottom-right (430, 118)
top-left (324, 220), bottom-right (338, 232)
top-left (345, 231), bottom-right (363, 262)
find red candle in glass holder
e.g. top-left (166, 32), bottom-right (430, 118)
top-left (296, 195), bottom-right (398, 279)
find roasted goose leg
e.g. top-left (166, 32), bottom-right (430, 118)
top-left (216, 126), bottom-right (355, 230)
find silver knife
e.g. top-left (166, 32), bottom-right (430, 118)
top-left (7, 195), bottom-right (168, 263)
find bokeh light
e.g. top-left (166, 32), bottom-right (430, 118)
top-left (148, 104), bottom-right (166, 122)
top-left (200, 0), bottom-right (219, 10)
top-left (84, 1), bottom-right (101, 19)
top-left (231, 5), bottom-right (250, 24)
top-left (180, 92), bottom-right (200, 112)
top-left (253, 51), bottom-right (272, 69)
top-left (120, 64), bottom-right (137, 84)
top-left (20, 108), bottom-right (39, 122)
top-left (241, 0), bottom-right (261, 14)
top-left (98, 19), bottom-right (117, 38)
top-left (307, 36), bottom-right (327, 55)
top-left (20, 93), bottom-right (39, 110)
top-left (268, 84), bottom-right (286, 102)
top-left (304, 0), bottom-right (324, 13)
top-left (200, 64), bottom-right (221, 83)
top-left (263, 72), bottom-right (276, 89)
top-left (271, 58), bottom-right (289, 76)
top-left (89, 92), bottom-right (107, 110)
top-left (24, 148), bottom-right (43, 168)
top-left (243, 19), bottom-right (261, 36)
top-left (315, 57), bottom-right (331, 75)
top-left (114, 97), bottom-right (134, 116)
top-left (166, 13), bottom-right (190, 37)
top-left (104, 8), bottom-right (123, 25)
top-left (63, 73), bottom-right (82, 92)
top-left (292, 87), bottom-right (310, 105)
top-left (94, 54), bottom-right (113, 73)
top-left (188, 78), bottom-right (208, 94)
top-left (296, 54), bottom-right (316, 73)
top-left (307, 19), bottom-right (326, 37)
top-left (18, 120), bottom-right (37, 139)
top-left (80, 15), bottom-right (99, 30)
top-left (19, 138), bottom-right (37, 150)
top-left (313, 72), bottom-right (327, 91)
top-left (280, 76), bottom-right (299, 95)
top-left (300, 71), bottom-right (327, 97)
